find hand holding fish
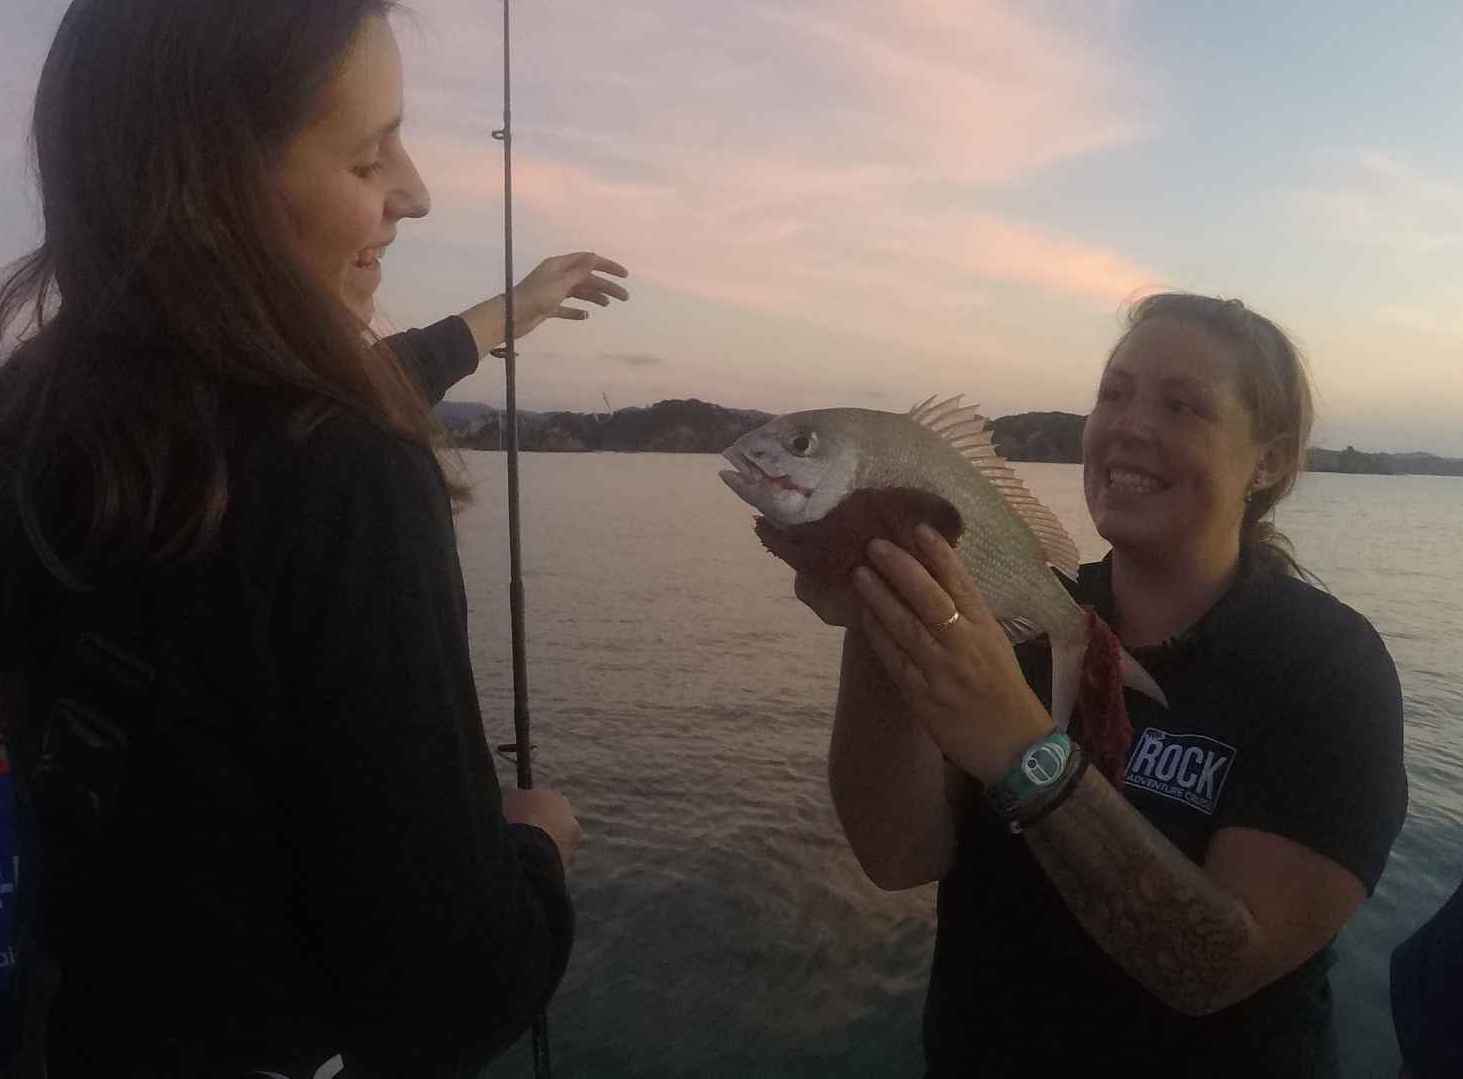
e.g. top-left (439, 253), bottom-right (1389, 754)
top-left (852, 525), bottom-right (1054, 786)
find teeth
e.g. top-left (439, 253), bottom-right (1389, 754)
top-left (1108, 468), bottom-right (1165, 494)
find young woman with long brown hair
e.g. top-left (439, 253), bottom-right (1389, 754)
top-left (0, 1), bottom-right (627, 1074)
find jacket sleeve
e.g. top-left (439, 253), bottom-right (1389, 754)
top-left (382, 316), bottom-right (481, 406)
top-left (272, 418), bottom-right (571, 1068)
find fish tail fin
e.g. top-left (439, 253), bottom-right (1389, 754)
top-left (1119, 647), bottom-right (1168, 707)
top-left (1049, 638), bottom-right (1085, 731)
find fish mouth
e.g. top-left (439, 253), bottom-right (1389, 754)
top-left (719, 449), bottom-right (812, 497)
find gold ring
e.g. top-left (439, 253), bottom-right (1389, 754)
top-left (933, 609), bottom-right (961, 632)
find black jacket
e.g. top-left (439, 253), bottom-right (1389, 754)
top-left (0, 319), bottom-right (571, 1077)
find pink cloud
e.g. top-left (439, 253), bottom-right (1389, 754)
top-left (397, 1), bottom-right (1160, 363)
top-left (415, 135), bottom-right (1156, 338)
top-left (758, 0), bottom-right (1155, 185)
top-left (939, 216), bottom-right (1157, 305)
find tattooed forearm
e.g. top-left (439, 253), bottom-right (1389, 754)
top-left (1024, 769), bottom-right (1257, 1016)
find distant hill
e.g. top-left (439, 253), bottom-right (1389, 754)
top-left (1368, 450), bottom-right (1463, 477)
top-left (436, 398), bottom-right (773, 454)
top-left (434, 400), bottom-right (1463, 477)
top-left (1305, 446), bottom-right (1394, 475)
top-left (989, 411), bottom-right (1086, 462)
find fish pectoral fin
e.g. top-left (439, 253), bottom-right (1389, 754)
top-left (997, 616), bottom-right (1045, 645)
top-left (1119, 648), bottom-right (1168, 707)
top-left (1049, 638), bottom-right (1085, 731)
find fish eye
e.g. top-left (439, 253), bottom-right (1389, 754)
top-left (789, 431), bottom-right (817, 456)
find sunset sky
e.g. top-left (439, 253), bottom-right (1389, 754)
top-left (5, 1), bottom-right (1463, 453)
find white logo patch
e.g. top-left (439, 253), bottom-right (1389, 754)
top-left (1123, 729), bottom-right (1236, 815)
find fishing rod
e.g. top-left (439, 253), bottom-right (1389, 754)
top-left (489, 0), bottom-right (551, 1075)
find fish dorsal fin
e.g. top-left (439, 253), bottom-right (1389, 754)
top-left (908, 394), bottom-right (1081, 580)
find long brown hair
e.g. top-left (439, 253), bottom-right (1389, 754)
top-left (0, 0), bottom-right (449, 587)
top-left (1110, 293), bottom-right (1315, 577)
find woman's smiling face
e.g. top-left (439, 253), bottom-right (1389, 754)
top-left (275, 14), bottom-right (429, 323)
top-left (1083, 316), bottom-right (1272, 564)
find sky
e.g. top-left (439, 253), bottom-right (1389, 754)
top-left (5, 1), bottom-right (1463, 454)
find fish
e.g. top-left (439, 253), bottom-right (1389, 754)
top-left (719, 395), bottom-right (1165, 763)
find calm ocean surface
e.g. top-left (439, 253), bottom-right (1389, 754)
top-left (452, 453), bottom-right (1462, 1078)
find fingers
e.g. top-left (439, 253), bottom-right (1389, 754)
top-left (532, 255), bottom-right (629, 319)
top-left (855, 530), bottom-right (1004, 669)
top-left (862, 539), bottom-right (960, 633)
top-left (859, 602), bottom-right (929, 699)
top-left (555, 252), bottom-right (628, 279)
top-left (584, 274), bottom-right (630, 301)
top-left (547, 252), bottom-right (630, 281)
top-left (570, 275), bottom-right (629, 305)
top-left (570, 288), bottom-right (610, 307)
top-left (852, 561), bottom-right (949, 669)
top-left (588, 255), bottom-right (629, 278)
top-left (912, 525), bottom-right (995, 623)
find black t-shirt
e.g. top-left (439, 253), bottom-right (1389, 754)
top-left (924, 554), bottom-right (1408, 1077)
top-left (1, 318), bottom-right (572, 1076)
